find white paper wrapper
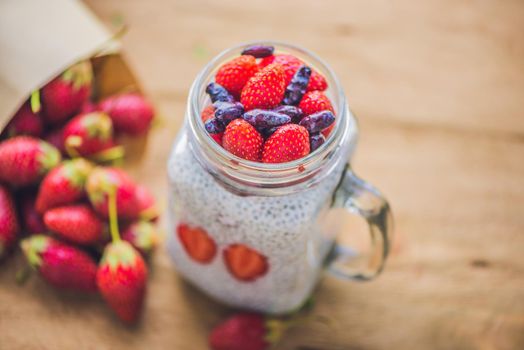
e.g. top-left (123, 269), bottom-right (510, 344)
top-left (0, 0), bottom-right (131, 131)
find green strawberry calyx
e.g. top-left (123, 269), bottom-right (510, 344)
top-left (37, 141), bottom-right (61, 174)
top-left (86, 168), bottom-right (117, 206)
top-left (61, 158), bottom-right (93, 189)
top-left (133, 221), bottom-right (159, 252)
top-left (20, 235), bottom-right (50, 268)
top-left (101, 241), bottom-right (139, 271)
top-left (80, 112), bottom-right (113, 141)
top-left (61, 60), bottom-right (93, 91)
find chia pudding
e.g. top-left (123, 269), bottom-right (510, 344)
top-left (166, 43), bottom-right (359, 313)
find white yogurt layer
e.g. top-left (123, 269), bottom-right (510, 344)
top-left (167, 133), bottom-right (346, 313)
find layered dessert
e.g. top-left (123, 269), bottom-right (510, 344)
top-left (167, 44), bottom-right (350, 313)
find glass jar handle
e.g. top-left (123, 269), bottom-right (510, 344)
top-left (327, 165), bottom-right (393, 280)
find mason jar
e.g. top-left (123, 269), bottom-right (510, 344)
top-left (167, 42), bottom-right (393, 314)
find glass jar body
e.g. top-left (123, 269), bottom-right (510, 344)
top-left (167, 121), bottom-right (354, 313)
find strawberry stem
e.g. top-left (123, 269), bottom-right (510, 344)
top-left (108, 186), bottom-right (121, 243)
top-left (30, 90), bottom-right (41, 113)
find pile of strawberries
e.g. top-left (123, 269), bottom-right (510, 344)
top-left (202, 44), bottom-right (336, 163)
top-left (0, 59), bottom-right (159, 324)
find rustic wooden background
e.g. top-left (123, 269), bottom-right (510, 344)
top-left (1, 0), bottom-right (523, 349)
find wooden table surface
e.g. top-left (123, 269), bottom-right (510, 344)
top-left (1, 0), bottom-right (524, 349)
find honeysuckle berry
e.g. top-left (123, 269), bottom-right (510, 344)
top-left (205, 118), bottom-right (225, 134)
top-left (309, 132), bottom-right (326, 152)
top-left (243, 109), bottom-right (291, 130)
top-left (206, 82), bottom-right (235, 103)
top-left (298, 110), bottom-right (335, 133)
top-left (282, 66), bottom-right (311, 106)
top-left (241, 45), bottom-right (275, 58)
top-left (214, 101), bottom-right (244, 125)
top-left (272, 105), bottom-right (303, 123)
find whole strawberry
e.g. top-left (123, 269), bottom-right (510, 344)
top-left (36, 158), bottom-right (93, 213)
top-left (262, 124), bottom-right (310, 163)
top-left (41, 60), bottom-right (92, 125)
top-left (63, 112), bottom-right (115, 157)
top-left (98, 93), bottom-right (155, 136)
top-left (122, 221), bottom-right (159, 257)
top-left (97, 240), bottom-right (148, 324)
top-left (5, 103), bottom-right (43, 137)
top-left (298, 91), bottom-right (334, 116)
top-left (0, 185), bottom-right (19, 259)
top-left (44, 204), bottom-right (104, 246)
top-left (216, 55), bottom-right (259, 97)
top-left (209, 313), bottom-right (287, 350)
top-left (20, 193), bottom-right (46, 234)
top-left (86, 167), bottom-right (141, 220)
top-left (241, 63), bottom-right (286, 111)
top-left (20, 235), bottom-right (97, 292)
top-left (222, 119), bottom-right (263, 161)
top-left (0, 136), bottom-right (61, 186)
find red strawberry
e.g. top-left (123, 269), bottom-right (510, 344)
top-left (262, 124), bottom-right (310, 163)
top-left (97, 240), bottom-right (148, 324)
top-left (209, 313), bottom-right (287, 350)
top-left (260, 54), bottom-right (327, 92)
top-left (44, 204), bottom-right (104, 246)
top-left (41, 60), bottom-right (92, 125)
top-left (0, 136), bottom-right (61, 186)
top-left (86, 167), bottom-right (141, 220)
top-left (134, 185), bottom-right (159, 221)
top-left (122, 221), bottom-right (159, 256)
top-left (5, 103), bottom-right (43, 137)
top-left (216, 55), bottom-right (259, 97)
top-left (223, 244), bottom-right (268, 282)
top-left (298, 91), bottom-right (335, 137)
top-left (240, 63), bottom-right (286, 111)
top-left (20, 194), bottom-right (46, 234)
top-left (222, 119), bottom-right (263, 161)
top-left (44, 128), bottom-right (66, 155)
top-left (307, 71), bottom-right (328, 91)
top-left (63, 112), bottom-right (115, 157)
top-left (177, 223), bottom-right (216, 264)
top-left (201, 105), bottom-right (223, 144)
top-left (298, 91), bottom-right (334, 116)
top-left (36, 158), bottom-right (93, 213)
top-left (20, 234), bottom-right (97, 292)
top-left (0, 185), bottom-right (19, 259)
top-left (98, 93), bottom-right (155, 136)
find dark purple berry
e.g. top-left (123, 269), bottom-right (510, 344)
top-left (282, 66), bottom-right (311, 106)
top-left (204, 118), bottom-right (225, 134)
top-left (299, 110), bottom-right (335, 133)
top-left (242, 109), bottom-right (291, 129)
top-left (206, 82), bottom-right (234, 103)
top-left (310, 133), bottom-right (326, 151)
top-left (272, 105), bottom-right (303, 123)
top-left (214, 101), bottom-right (244, 125)
top-left (241, 45), bottom-right (274, 58)
top-left (262, 126), bottom-right (279, 139)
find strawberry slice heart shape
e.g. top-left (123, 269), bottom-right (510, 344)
top-left (176, 223), bottom-right (217, 264)
top-left (223, 244), bottom-right (268, 282)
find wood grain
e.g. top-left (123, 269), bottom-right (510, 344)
top-left (1, 0), bottom-right (523, 349)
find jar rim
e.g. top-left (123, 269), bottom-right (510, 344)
top-left (186, 41), bottom-right (357, 192)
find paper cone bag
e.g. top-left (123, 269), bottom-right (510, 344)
top-left (0, 0), bottom-right (144, 133)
